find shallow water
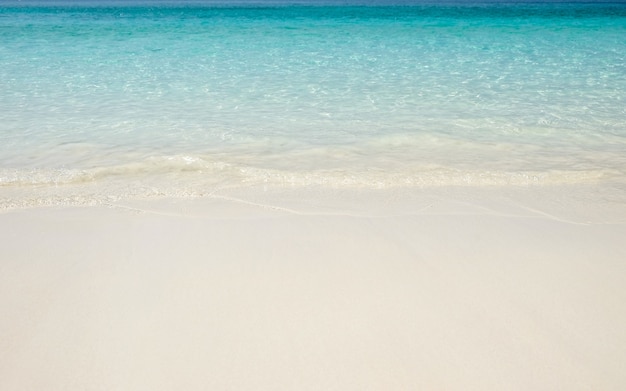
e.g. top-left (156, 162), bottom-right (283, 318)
top-left (1, 1), bottom-right (625, 207)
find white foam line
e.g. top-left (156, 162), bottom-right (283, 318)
top-left (205, 193), bottom-right (440, 218)
top-left (402, 198), bottom-right (619, 226)
top-left (206, 193), bottom-right (305, 215)
top-left (101, 191), bottom-right (306, 218)
top-left (509, 203), bottom-right (625, 226)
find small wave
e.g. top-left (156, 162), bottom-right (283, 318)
top-left (0, 155), bottom-right (233, 187)
top-left (87, 155), bottom-right (235, 179)
top-left (0, 154), bottom-right (619, 211)
top-left (1, 154), bottom-right (615, 190)
top-left (0, 168), bottom-right (95, 186)
top-left (237, 166), bottom-right (613, 188)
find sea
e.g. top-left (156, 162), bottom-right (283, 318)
top-left (1, 0), bottom-right (625, 208)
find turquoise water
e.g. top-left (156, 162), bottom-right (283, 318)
top-left (1, 2), bottom-right (625, 206)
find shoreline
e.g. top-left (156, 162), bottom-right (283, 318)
top-left (1, 185), bottom-right (625, 389)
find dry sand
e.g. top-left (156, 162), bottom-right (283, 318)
top-left (1, 186), bottom-right (625, 390)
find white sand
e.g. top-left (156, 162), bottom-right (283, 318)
top-left (1, 186), bottom-right (626, 390)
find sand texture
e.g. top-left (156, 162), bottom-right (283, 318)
top-left (1, 187), bottom-right (626, 390)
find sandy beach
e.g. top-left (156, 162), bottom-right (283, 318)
top-left (1, 185), bottom-right (625, 390)
top-left (2, 1), bottom-right (626, 389)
